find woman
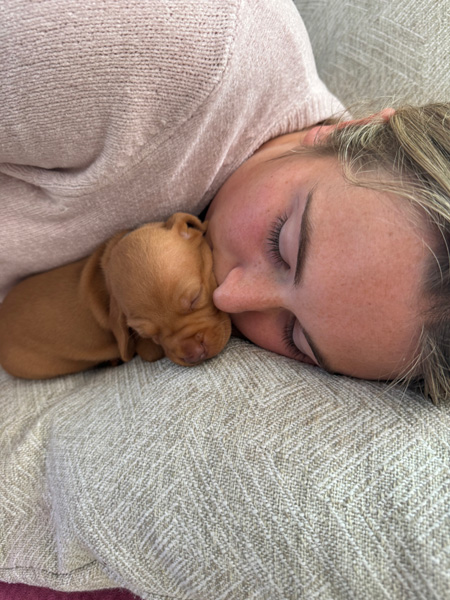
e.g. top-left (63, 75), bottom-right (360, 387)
top-left (205, 103), bottom-right (450, 403)
top-left (1, 0), bottom-right (449, 401)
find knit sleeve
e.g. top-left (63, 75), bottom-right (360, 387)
top-left (0, 0), bottom-right (239, 170)
top-left (0, 0), bottom-right (343, 302)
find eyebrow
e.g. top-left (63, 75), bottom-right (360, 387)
top-left (294, 187), bottom-right (314, 287)
top-left (293, 187), bottom-right (335, 373)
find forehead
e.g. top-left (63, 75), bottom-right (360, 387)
top-left (116, 225), bottom-right (205, 280)
top-left (300, 169), bottom-right (429, 378)
top-left (307, 165), bottom-right (425, 270)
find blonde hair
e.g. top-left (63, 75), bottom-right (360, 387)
top-left (310, 103), bottom-right (450, 403)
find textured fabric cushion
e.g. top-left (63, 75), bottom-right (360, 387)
top-left (1, 0), bottom-right (450, 599)
top-left (295, 0), bottom-right (449, 110)
top-left (1, 339), bottom-right (450, 599)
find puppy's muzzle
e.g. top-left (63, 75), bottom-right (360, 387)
top-left (179, 333), bottom-right (208, 365)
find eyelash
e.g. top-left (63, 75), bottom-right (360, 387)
top-left (267, 213), bottom-right (289, 268)
top-left (282, 316), bottom-right (304, 360)
top-left (267, 215), bottom-right (311, 362)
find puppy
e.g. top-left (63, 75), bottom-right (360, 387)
top-left (0, 213), bottom-right (231, 379)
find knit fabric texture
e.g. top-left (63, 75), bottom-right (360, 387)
top-left (0, 0), bottom-right (343, 301)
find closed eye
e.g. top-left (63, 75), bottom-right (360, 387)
top-left (190, 287), bottom-right (203, 310)
top-left (282, 315), bottom-right (317, 366)
top-left (179, 286), bottom-right (203, 313)
top-left (282, 315), bottom-right (304, 359)
top-left (267, 212), bottom-right (289, 268)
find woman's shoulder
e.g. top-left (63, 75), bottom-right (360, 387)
top-left (0, 0), bottom-right (242, 170)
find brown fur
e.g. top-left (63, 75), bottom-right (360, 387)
top-left (0, 213), bottom-right (231, 379)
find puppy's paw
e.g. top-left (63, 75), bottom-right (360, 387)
top-left (135, 338), bottom-right (165, 363)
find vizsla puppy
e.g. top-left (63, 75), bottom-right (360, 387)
top-left (0, 213), bottom-right (231, 379)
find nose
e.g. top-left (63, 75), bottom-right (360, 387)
top-left (180, 333), bottom-right (207, 364)
top-left (213, 266), bottom-right (280, 313)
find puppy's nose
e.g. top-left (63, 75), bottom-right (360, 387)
top-left (181, 333), bottom-right (207, 364)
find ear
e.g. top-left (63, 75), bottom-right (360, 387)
top-left (337, 108), bottom-right (395, 129)
top-left (164, 212), bottom-right (206, 239)
top-left (127, 318), bottom-right (158, 340)
top-left (101, 229), bottom-right (131, 272)
top-left (108, 294), bottom-right (136, 362)
top-left (304, 108), bottom-right (395, 146)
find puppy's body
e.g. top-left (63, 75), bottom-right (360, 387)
top-left (0, 245), bottom-right (116, 378)
top-left (0, 214), bottom-right (231, 379)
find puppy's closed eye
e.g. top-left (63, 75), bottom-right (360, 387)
top-left (180, 287), bottom-right (203, 313)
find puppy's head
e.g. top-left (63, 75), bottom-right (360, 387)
top-left (104, 213), bottom-right (231, 366)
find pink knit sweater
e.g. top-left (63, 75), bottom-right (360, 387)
top-left (0, 0), bottom-right (344, 300)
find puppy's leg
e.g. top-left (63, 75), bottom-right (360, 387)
top-left (135, 338), bottom-right (165, 363)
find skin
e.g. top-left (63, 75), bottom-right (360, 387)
top-left (205, 116), bottom-right (430, 381)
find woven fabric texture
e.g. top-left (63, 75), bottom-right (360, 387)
top-left (295, 0), bottom-right (449, 110)
top-left (1, 339), bottom-right (450, 599)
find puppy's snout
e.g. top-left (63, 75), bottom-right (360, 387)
top-left (181, 333), bottom-right (207, 364)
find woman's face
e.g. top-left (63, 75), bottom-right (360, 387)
top-left (205, 128), bottom-right (429, 380)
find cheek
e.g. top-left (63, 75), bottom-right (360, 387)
top-left (234, 209), bottom-right (267, 254)
top-left (209, 197), bottom-right (269, 273)
top-left (231, 312), bottom-right (287, 356)
top-left (209, 169), bottom-right (274, 243)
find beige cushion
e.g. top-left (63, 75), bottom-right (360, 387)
top-left (1, 1), bottom-right (449, 598)
top-left (295, 0), bottom-right (449, 109)
top-left (1, 339), bottom-right (450, 599)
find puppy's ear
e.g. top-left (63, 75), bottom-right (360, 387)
top-left (127, 318), bottom-right (158, 340)
top-left (100, 228), bottom-right (136, 361)
top-left (165, 212), bottom-right (206, 238)
top-left (108, 294), bottom-right (136, 362)
top-left (101, 229), bottom-right (130, 271)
